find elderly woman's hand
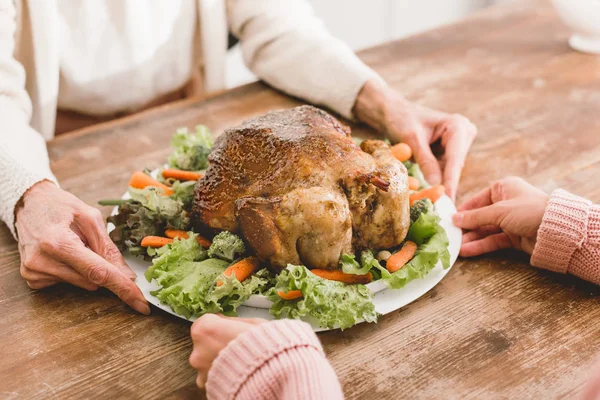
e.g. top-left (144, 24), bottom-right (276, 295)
top-left (354, 79), bottom-right (477, 200)
top-left (453, 177), bottom-right (549, 257)
top-left (189, 314), bottom-right (265, 388)
top-left (15, 181), bottom-right (149, 314)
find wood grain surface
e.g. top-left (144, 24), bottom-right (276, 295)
top-left (1, 1), bottom-right (599, 399)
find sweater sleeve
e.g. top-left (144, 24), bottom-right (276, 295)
top-left (226, 0), bottom-right (384, 120)
top-left (206, 319), bottom-right (344, 400)
top-left (531, 189), bottom-right (600, 285)
top-left (0, 0), bottom-right (57, 239)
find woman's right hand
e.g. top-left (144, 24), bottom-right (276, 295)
top-left (15, 181), bottom-right (150, 314)
top-left (453, 177), bottom-right (549, 257)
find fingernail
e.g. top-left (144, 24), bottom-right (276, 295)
top-left (134, 300), bottom-right (151, 315)
top-left (453, 212), bottom-right (463, 223)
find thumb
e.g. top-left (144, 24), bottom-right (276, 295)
top-left (452, 205), bottom-right (504, 230)
top-left (411, 136), bottom-right (442, 186)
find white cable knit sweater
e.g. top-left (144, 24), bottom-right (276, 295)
top-left (0, 0), bottom-right (381, 239)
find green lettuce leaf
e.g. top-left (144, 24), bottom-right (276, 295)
top-left (208, 269), bottom-right (275, 315)
top-left (145, 234), bottom-right (269, 318)
top-left (150, 258), bottom-right (228, 318)
top-left (268, 265), bottom-right (378, 330)
top-left (382, 210), bottom-right (450, 289)
top-left (340, 251), bottom-right (381, 276)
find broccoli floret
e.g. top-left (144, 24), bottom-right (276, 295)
top-left (410, 198), bottom-right (433, 224)
top-left (208, 231), bottom-right (246, 262)
top-left (168, 126), bottom-right (213, 171)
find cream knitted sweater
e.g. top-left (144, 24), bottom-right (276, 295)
top-left (0, 0), bottom-right (380, 238)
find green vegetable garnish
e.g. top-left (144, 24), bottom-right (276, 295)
top-left (268, 265), bottom-right (378, 330)
top-left (208, 231), bottom-right (246, 262)
top-left (145, 234), bottom-right (269, 318)
top-left (168, 125), bottom-right (213, 171)
top-left (404, 160), bottom-right (429, 190)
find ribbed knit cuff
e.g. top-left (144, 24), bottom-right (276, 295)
top-left (206, 319), bottom-right (322, 400)
top-left (0, 146), bottom-right (58, 240)
top-left (531, 189), bottom-right (592, 274)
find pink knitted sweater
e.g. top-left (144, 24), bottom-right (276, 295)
top-left (531, 189), bottom-right (600, 285)
top-left (205, 190), bottom-right (600, 400)
top-left (206, 319), bottom-right (343, 400)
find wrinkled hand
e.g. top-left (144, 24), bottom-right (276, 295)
top-left (354, 79), bottom-right (477, 200)
top-left (453, 177), bottom-right (549, 257)
top-left (189, 314), bottom-right (265, 388)
top-left (15, 181), bottom-right (149, 314)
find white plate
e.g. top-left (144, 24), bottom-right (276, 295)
top-left (111, 192), bottom-right (461, 332)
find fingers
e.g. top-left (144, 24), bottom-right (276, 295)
top-left (196, 373), bottom-right (207, 389)
top-left (23, 260), bottom-right (99, 291)
top-left (453, 205), bottom-right (505, 230)
top-left (458, 186), bottom-right (494, 212)
top-left (410, 134), bottom-right (442, 185)
top-left (58, 243), bottom-right (150, 314)
top-left (460, 232), bottom-right (513, 257)
top-left (27, 279), bottom-right (59, 290)
top-left (438, 115), bottom-right (477, 200)
top-left (462, 225), bottom-right (502, 244)
top-left (441, 136), bottom-right (468, 201)
top-left (77, 209), bottom-right (137, 280)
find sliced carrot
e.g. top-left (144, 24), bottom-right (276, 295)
top-left (409, 185), bottom-right (445, 206)
top-left (391, 143), bottom-right (412, 162)
top-left (162, 168), bottom-right (203, 181)
top-left (140, 236), bottom-right (174, 248)
top-left (386, 241), bottom-right (418, 273)
top-left (164, 229), bottom-right (212, 248)
top-left (277, 290), bottom-right (303, 300)
top-left (310, 269), bottom-right (373, 284)
top-left (129, 171), bottom-right (174, 196)
top-left (164, 229), bottom-right (189, 239)
top-left (408, 176), bottom-right (420, 191)
top-left (216, 256), bottom-right (260, 287)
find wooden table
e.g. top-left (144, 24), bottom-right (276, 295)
top-left (2, 1), bottom-right (599, 398)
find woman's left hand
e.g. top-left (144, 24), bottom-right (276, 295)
top-left (354, 79), bottom-right (477, 200)
top-left (189, 314), bottom-right (266, 388)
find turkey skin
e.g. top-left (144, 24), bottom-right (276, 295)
top-left (191, 105), bottom-right (410, 270)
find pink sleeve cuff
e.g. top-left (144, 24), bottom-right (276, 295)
top-left (206, 319), bottom-right (326, 399)
top-left (531, 189), bottom-right (591, 274)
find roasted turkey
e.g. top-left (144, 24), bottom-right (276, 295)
top-left (191, 105), bottom-right (410, 270)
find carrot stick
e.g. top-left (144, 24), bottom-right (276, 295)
top-left (129, 171), bottom-right (174, 196)
top-left (140, 236), bottom-right (174, 248)
top-left (277, 290), bottom-right (303, 300)
top-left (310, 269), bottom-right (373, 284)
top-left (408, 176), bottom-right (420, 191)
top-left (162, 168), bottom-right (203, 181)
top-left (386, 241), bottom-right (418, 273)
top-left (164, 229), bottom-right (212, 248)
top-left (409, 185), bottom-right (445, 206)
top-left (391, 143), bottom-right (412, 162)
top-left (216, 256), bottom-right (260, 287)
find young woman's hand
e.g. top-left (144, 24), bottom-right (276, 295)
top-left (453, 177), bottom-right (549, 257)
top-left (15, 181), bottom-right (149, 314)
top-left (354, 79), bottom-right (477, 200)
top-left (189, 314), bottom-right (265, 388)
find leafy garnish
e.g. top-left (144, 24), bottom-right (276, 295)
top-left (268, 265), bottom-right (378, 330)
top-left (168, 126), bottom-right (213, 171)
